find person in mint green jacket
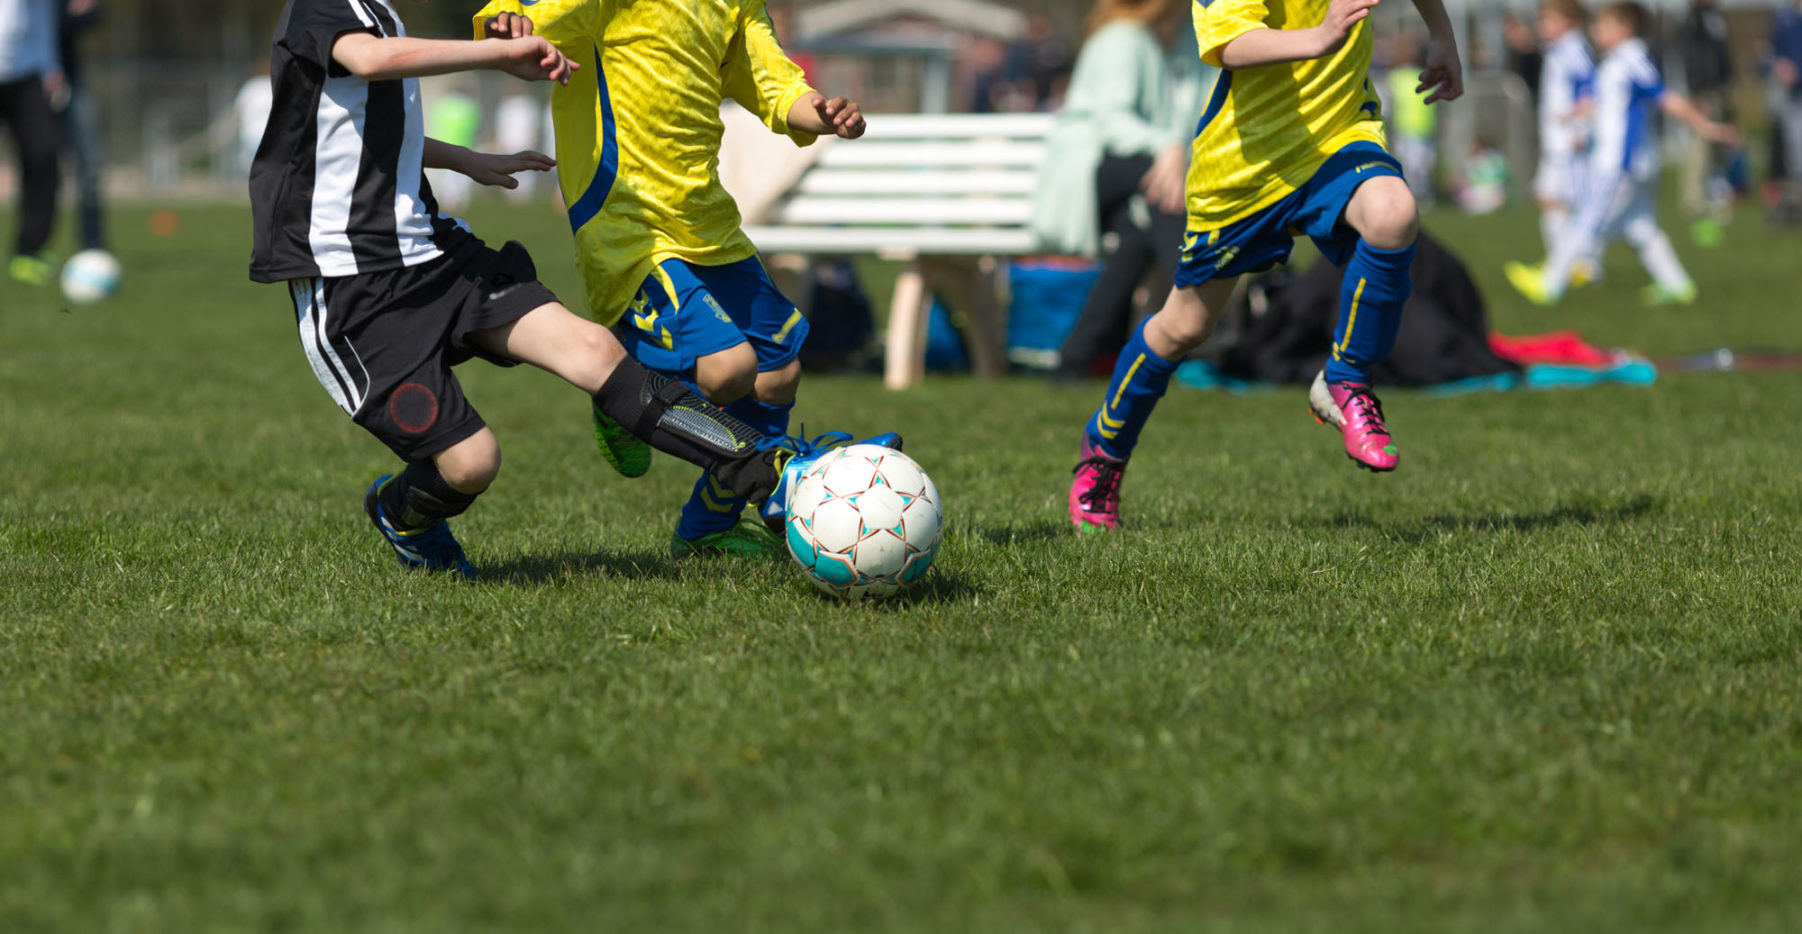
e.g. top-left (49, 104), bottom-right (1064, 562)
top-left (1032, 0), bottom-right (1211, 379)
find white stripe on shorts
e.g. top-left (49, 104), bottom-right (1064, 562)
top-left (291, 279), bottom-right (369, 416)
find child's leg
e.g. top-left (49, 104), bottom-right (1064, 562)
top-left (1069, 278), bottom-right (1234, 530)
top-left (1331, 175), bottom-right (1419, 385)
top-left (693, 343), bottom-right (759, 405)
top-left (677, 262), bottom-right (806, 546)
top-left (1539, 199), bottom-right (1568, 258)
top-left (1620, 184), bottom-right (1692, 291)
top-left (376, 428), bottom-right (500, 532)
top-left (1544, 175), bottom-right (1626, 297)
top-left (467, 302), bottom-right (780, 494)
top-left (1083, 278), bottom-right (1237, 462)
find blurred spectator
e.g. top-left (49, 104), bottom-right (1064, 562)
top-left (58, 0), bottom-right (103, 252)
top-left (424, 88), bottom-right (480, 211)
top-left (1676, 0), bottom-right (1732, 240)
top-left (0, 0), bottom-right (62, 285)
top-left (1385, 32), bottom-right (1437, 206)
top-left (1031, 0), bottom-right (1207, 379)
top-left (1457, 138), bottom-right (1510, 215)
top-left (234, 66), bottom-right (273, 178)
top-left (1768, 0), bottom-right (1802, 211)
top-left (972, 19), bottom-right (1073, 114)
top-left (1007, 16), bottom-right (1072, 112)
top-left (1504, 13), bottom-right (1544, 102)
top-left (493, 90), bottom-right (544, 203)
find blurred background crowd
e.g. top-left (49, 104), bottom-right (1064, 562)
top-left (4, 0), bottom-right (1801, 379)
top-left (2, 0), bottom-right (1796, 207)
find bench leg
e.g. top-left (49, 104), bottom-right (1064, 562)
top-left (919, 256), bottom-right (1007, 379)
top-left (885, 261), bottom-right (929, 390)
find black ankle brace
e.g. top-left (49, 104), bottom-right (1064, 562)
top-left (380, 459), bottom-right (479, 531)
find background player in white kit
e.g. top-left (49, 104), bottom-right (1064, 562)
top-left (1506, 1), bottom-right (1737, 308)
top-left (1526, 0), bottom-right (1598, 282)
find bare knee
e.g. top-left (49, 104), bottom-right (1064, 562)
top-left (1146, 283), bottom-right (1226, 356)
top-left (755, 359), bottom-right (802, 405)
top-left (570, 320), bottom-right (626, 387)
top-left (1351, 179), bottom-right (1420, 251)
top-left (694, 343), bottom-right (758, 403)
top-left (433, 429), bottom-right (501, 494)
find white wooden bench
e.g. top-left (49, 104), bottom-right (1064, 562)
top-left (742, 112), bottom-right (1054, 389)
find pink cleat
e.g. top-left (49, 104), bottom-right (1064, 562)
top-left (1069, 437), bottom-right (1126, 532)
top-left (1308, 371), bottom-right (1399, 472)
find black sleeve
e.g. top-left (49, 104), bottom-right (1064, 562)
top-left (280, 0), bottom-right (381, 73)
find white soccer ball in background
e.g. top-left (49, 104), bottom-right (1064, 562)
top-left (785, 444), bottom-right (942, 600)
top-left (60, 249), bottom-right (122, 305)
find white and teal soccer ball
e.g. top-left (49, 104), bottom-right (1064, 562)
top-left (60, 249), bottom-right (121, 305)
top-left (785, 444), bottom-right (942, 600)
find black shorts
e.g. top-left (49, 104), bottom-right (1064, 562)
top-left (286, 238), bottom-right (558, 460)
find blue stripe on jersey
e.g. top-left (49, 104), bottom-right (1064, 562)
top-left (568, 44), bottom-right (619, 234)
top-left (1621, 78), bottom-right (1662, 172)
top-left (1193, 69), bottom-right (1233, 139)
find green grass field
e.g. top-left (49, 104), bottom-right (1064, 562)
top-left (3, 199), bottom-right (1800, 931)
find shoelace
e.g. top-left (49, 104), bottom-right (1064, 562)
top-left (1340, 386), bottom-right (1391, 438)
top-left (752, 427), bottom-right (853, 456)
top-left (1073, 455), bottom-right (1124, 509)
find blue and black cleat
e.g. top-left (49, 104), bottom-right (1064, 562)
top-left (758, 431), bottom-right (903, 533)
top-left (363, 474), bottom-right (477, 579)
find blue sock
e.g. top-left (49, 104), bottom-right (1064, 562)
top-left (1083, 317), bottom-right (1180, 461)
top-left (1324, 239), bottom-right (1415, 384)
top-left (676, 397), bottom-right (791, 539)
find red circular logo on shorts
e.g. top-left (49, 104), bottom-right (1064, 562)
top-left (389, 383), bottom-right (439, 434)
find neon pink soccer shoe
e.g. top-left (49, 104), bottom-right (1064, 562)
top-left (1308, 371), bottom-right (1399, 472)
top-left (1069, 438), bottom-right (1127, 532)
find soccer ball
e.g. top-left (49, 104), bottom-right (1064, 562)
top-left (60, 249), bottom-right (122, 305)
top-left (785, 445), bottom-right (942, 600)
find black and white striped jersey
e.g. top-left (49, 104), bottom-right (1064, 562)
top-left (249, 0), bottom-right (472, 284)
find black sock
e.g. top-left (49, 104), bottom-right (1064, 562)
top-left (592, 358), bottom-right (783, 503)
top-left (379, 459), bottom-right (480, 531)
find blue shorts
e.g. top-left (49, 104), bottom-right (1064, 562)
top-left (615, 256), bottom-right (809, 378)
top-left (1174, 142), bottom-right (1404, 288)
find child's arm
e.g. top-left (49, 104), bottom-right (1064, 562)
top-left (1213, 0), bottom-right (1376, 69)
top-left (331, 32), bottom-right (577, 85)
top-left (423, 139), bottom-right (558, 189)
top-left (723, 1), bottom-right (832, 144)
top-left (1409, 0), bottom-right (1464, 103)
top-left (1660, 92), bottom-right (1741, 145)
top-left (786, 93), bottom-right (866, 140)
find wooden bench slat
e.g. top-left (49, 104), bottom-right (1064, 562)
top-left (815, 142), bottom-right (1045, 169)
top-left (745, 226), bottom-right (1040, 255)
top-left (858, 113), bottom-right (1057, 139)
top-left (771, 198), bottom-right (1033, 226)
top-left (793, 170), bottom-right (1036, 196)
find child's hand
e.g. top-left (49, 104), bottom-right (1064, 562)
top-left (1704, 122), bottom-right (1742, 147)
top-left (463, 150), bottom-right (557, 189)
top-left (484, 12), bottom-right (535, 39)
top-left (1140, 144), bottom-right (1187, 215)
top-left (499, 36), bottom-right (578, 86)
top-left (1416, 36), bottom-right (1464, 104)
top-left (814, 94), bottom-right (865, 139)
top-left (1316, 0), bottom-right (1377, 57)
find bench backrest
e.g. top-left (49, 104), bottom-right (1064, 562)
top-left (745, 112), bottom-right (1054, 258)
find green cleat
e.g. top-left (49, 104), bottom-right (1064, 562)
top-left (591, 398), bottom-right (653, 478)
top-left (8, 254), bottom-right (52, 287)
top-left (1642, 281), bottom-right (1698, 307)
top-left (670, 519), bottom-right (786, 560)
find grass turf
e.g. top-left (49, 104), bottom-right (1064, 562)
top-left (2, 200), bottom-right (1800, 931)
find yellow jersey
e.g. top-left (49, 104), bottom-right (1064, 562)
top-left (1188, 0), bottom-right (1386, 230)
top-left (473, 0), bottom-right (817, 326)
